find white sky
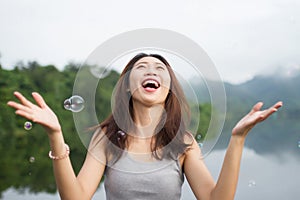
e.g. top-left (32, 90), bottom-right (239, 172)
top-left (0, 0), bottom-right (300, 84)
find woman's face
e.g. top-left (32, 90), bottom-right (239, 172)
top-left (129, 56), bottom-right (171, 106)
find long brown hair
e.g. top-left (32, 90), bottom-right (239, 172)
top-left (98, 53), bottom-right (192, 161)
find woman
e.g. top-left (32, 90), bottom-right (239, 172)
top-left (7, 53), bottom-right (282, 200)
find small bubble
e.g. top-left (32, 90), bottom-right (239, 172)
top-left (117, 131), bottom-right (126, 142)
top-left (24, 121), bottom-right (32, 130)
top-left (63, 99), bottom-right (71, 110)
top-left (29, 156), bottom-right (35, 163)
top-left (248, 180), bottom-right (256, 187)
top-left (298, 141), bottom-right (300, 148)
top-left (117, 130), bottom-right (126, 137)
top-left (28, 172), bottom-right (32, 176)
top-left (63, 95), bottom-right (85, 112)
top-left (196, 134), bottom-right (202, 141)
top-left (198, 143), bottom-right (203, 148)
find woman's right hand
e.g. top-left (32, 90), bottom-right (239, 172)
top-left (7, 91), bottom-right (62, 134)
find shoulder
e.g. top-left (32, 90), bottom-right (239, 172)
top-left (179, 132), bottom-right (202, 167)
top-left (88, 127), bottom-right (108, 163)
top-left (183, 131), bottom-right (200, 153)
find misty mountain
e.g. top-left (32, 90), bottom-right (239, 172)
top-left (189, 72), bottom-right (300, 156)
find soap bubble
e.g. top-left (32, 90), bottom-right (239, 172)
top-left (196, 134), bottom-right (202, 141)
top-left (63, 99), bottom-right (71, 110)
top-left (117, 130), bottom-right (126, 137)
top-left (63, 95), bottom-right (85, 112)
top-left (248, 180), bottom-right (256, 187)
top-left (29, 156), bottom-right (35, 163)
top-left (24, 121), bottom-right (32, 130)
top-left (117, 130), bottom-right (126, 141)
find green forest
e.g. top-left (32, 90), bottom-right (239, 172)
top-left (0, 62), bottom-right (212, 196)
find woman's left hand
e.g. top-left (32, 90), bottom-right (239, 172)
top-left (232, 101), bottom-right (283, 137)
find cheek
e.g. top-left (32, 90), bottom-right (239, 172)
top-left (160, 77), bottom-right (171, 99)
top-left (128, 74), bottom-right (140, 92)
top-left (161, 74), bottom-right (171, 89)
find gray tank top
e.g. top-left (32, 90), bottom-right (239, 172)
top-left (104, 151), bottom-right (184, 200)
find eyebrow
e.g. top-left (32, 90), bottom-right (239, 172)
top-left (135, 61), bottom-right (165, 66)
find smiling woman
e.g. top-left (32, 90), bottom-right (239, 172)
top-left (7, 52), bottom-right (282, 200)
top-left (97, 53), bottom-right (191, 164)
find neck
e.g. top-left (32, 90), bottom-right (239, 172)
top-left (131, 101), bottom-right (166, 138)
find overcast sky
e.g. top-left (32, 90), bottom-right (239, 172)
top-left (1, 0), bottom-right (300, 84)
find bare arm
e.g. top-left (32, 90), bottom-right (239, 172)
top-left (209, 135), bottom-right (244, 200)
top-left (184, 101), bottom-right (283, 200)
top-left (48, 131), bottom-right (106, 200)
top-left (7, 92), bottom-right (105, 200)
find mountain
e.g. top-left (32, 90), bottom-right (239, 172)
top-left (189, 72), bottom-right (300, 156)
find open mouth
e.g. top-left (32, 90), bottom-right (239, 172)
top-left (142, 79), bottom-right (160, 90)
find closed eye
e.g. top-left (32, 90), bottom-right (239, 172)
top-left (136, 64), bottom-right (146, 69)
top-left (156, 65), bottom-right (165, 70)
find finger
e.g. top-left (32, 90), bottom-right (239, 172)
top-left (272, 101), bottom-right (283, 111)
top-left (265, 101), bottom-right (283, 115)
top-left (32, 92), bottom-right (47, 108)
top-left (13, 91), bottom-right (35, 108)
top-left (7, 101), bottom-right (33, 114)
top-left (259, 102), bottom-right (283, 120)
top-left (7, 101), bottom-right (19, 109)
top-left (249, 102), bottom-right (264, 114)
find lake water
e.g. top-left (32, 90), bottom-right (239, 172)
top-left (2, 147), bottom-right (299, 200)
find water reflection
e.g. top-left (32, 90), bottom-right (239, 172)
top-left (203, 148), bottom-right (300, 200)
top-left (2, 147), bottom-right (299, 200)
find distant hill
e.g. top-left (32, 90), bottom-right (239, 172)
top-left (189, 71), bottom-right (300, 156)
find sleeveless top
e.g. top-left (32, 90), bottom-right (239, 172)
top-left (104, 151), bottom-right (184, 200)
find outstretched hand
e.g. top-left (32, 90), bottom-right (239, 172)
top-left (7, 91), bottom-right (61, 134)
top-left (232, 101), bottom-right (283, 137)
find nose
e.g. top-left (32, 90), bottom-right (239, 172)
top-left (144, 66), bottom-right (157, 76)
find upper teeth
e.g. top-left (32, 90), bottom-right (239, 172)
top-left (143, 80), bottom-right (159, 88)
